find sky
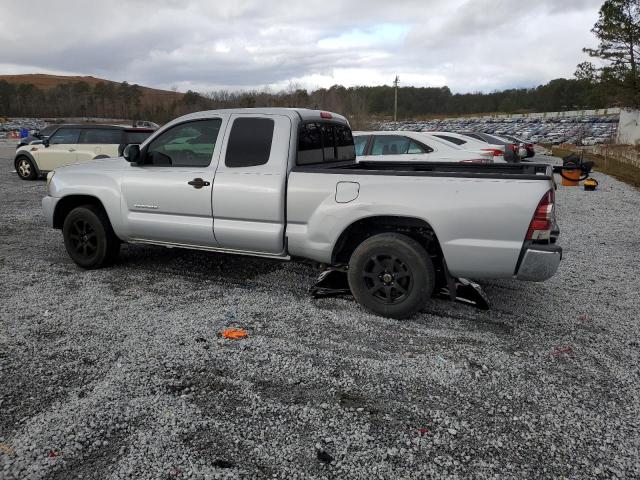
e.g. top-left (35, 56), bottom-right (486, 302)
top-left (0, 0), bottom-right (604, 94)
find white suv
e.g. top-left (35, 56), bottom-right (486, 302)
top-left (14, 125), bottom-right (155, 180)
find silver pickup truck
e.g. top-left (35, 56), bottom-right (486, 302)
top-left (42, 108), bottom-right (561, 318)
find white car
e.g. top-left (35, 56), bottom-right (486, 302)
top-left (418, 131), bottom-right (510, 163)
top-left (354, 131), bottom-right (495, 164)
top-left (14, 124), bottom-right (155, 180)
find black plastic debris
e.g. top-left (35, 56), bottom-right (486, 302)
top-left (212, 459), bottom-right (235, 468)
top-left (434, 278), bottom-right (491, 310)
top-left (309, 266), bottom-right (351, 298)
top-left (310, 267), bottom-right (491, 310)
top-left (317, 449), bottom-right (334, 464)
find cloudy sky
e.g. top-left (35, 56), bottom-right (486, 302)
top-left (0, 0), bottom-right (603, 93)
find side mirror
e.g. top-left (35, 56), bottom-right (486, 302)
top-left (123, 144), bottom-right (141, 163)
top-left (42, 137), bottom-right (50, 148)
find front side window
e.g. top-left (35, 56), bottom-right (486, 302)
top-left (225, 117), bottom-right (274, 168)
top-left (50, 128), bottom-right (81, 145)
top-left (354, 135), bottom-right (369, 156)
top-left (80, 129), bottom-right (123, 144)
top-left (144, 119), bottom-right (221, 167)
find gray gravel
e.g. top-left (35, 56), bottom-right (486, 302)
top-left (1, 148), bottom-right (639, 479)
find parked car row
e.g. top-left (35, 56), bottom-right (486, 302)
top-left (353, 130), bottom-right (527, 164)
top-left (14, 124), bottom-right (155, 180)
top-left (14, 123), bottom-right (533, 182)
top-left (375, 113), bottom-right (619, 146)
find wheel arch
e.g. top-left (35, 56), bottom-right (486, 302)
top-left (53, 195), bottom-right (112, 230)
top-left (331, 215), bottom-right (444, 265)
top-left (14, 151), bottom-right (41, 176)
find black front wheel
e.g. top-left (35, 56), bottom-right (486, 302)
top-left (63, 206), bottom-right (120, 269)
top-left (348, 233), bottom-right (435, 319)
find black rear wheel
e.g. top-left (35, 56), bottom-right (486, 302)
top-left (348, 233), bottom-right (435, 319)
top-left (63, 206), bottom-right (120, 269)
top-left (15, 156), bottom-right (37, 180)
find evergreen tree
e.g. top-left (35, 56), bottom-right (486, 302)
top-left (584, 0), bottom-right (640, 107)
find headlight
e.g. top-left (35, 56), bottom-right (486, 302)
top-left (46, 171), bottom-right (55, 194)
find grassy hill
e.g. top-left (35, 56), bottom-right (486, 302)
top-left (0, 73), bottom-right (183, 104)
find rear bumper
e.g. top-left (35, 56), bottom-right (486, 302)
top-left (516, 244), bottom-right (562, 282)
top-left (42, 195), bottom-right (59, 228)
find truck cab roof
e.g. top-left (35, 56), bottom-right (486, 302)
top-left (172, 108), bottom-right (349, 125)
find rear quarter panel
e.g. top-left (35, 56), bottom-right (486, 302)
top-left (286, 172), bottom-right (551, 278)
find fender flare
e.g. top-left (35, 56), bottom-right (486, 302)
top-left (14, 150), bottom-right (42, 176)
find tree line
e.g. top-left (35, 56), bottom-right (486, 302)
top-left (0, 0), bottom-right (637, 127)
top-left (0, 77), bottom-right (622, 127)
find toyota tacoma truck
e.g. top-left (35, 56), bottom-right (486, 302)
top-left (42, 108), bottom-right (562, 319)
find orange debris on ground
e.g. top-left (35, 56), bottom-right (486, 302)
top-left (221, 328), bottom-right (248, 339)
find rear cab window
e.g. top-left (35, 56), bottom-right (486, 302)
top-left (297, 122), bottom-right (355, 165)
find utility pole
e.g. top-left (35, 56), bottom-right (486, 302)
top-left (393, 75), bottom-right (399, 122)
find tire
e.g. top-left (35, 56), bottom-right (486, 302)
top-left (347, 232), bottom-right (435, 319)
top-left (62, 205), bottom-right (120, 269)
top-left (15, 156), bottom-right (37, 180)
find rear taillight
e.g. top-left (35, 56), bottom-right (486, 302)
top-left (526, 190), bottom-right (555, 241)
top-left (482, 148), bottom-right (503, 156)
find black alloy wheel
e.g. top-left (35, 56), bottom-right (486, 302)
top-left (362, 254), bottom-right (414, 304)
top-left (68, 218), bottom-right (99, 259)
top-left (62, 206), bottom-right (120, 269)
top-left (348, 232), bottom-right (435, 319)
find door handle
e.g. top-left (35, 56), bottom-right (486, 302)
top-left (68, 148), bottom-right (76, 152)
top-left (188, 178), bottom-right (210, 189)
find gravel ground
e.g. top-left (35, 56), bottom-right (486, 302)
top-left (1, 148), bottom-right (639, 479)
